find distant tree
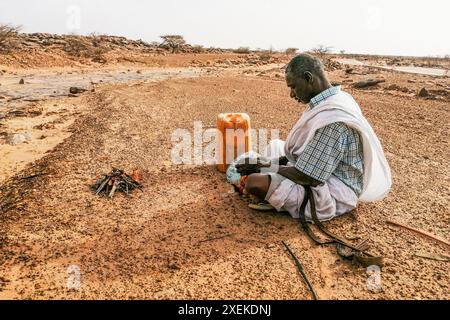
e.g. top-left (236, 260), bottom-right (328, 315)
top-left (311, 44), bottom-right (333, 57)
top-left (159, 35), bottom-right (186, 53)
top-left (340, 49), bottom-right (346, 55)
top-left (192, 45), bottom-right (204, 53)
top-left (0, 24), bottom-right (21, 53)
top-left (233, 47), bottom-right (251, 54)
top-left (285, 47), bottom-right (298, 55)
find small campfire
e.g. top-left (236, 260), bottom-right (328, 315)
top-left (92, 168), bottom-right (142, 198)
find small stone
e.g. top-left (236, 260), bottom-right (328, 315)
top-left (168, 261), bottom-right (180, 270)
top-left (18, 253), bottom-right (29, 261)
top-left (418, 87), bottom-right (429, 97)
top-left (7, 133), bottom-right (32, 145)
top-left (69, 87), bottom-right (87, 94)
top-left (19, 78), bottom-right (25, 84)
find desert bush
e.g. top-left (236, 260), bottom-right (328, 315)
top-left (91, 47), bottom-right (109, 63)
top-left (258, 52), bottom-right (272, 62)
top-left (160, 35), bottom-right (186, 53)
top-left (285, 47), bottom-right (298, 55)
top-left (64, 36), bottom-right (92, 56)
top-left (64, 35), bottom-right (110, 63)
top-left (311, 44), bottom-right (333, 57)
top-left (0, 24), bottom-right (21, 53)
top-left (233, 47), bottom-right (250, 54)
top-left (192, 45), bottom-right (205, 53)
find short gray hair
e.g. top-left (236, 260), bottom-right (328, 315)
top-left (285, 53), bottom-right (325, 78)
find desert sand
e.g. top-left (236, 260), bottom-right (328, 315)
top-left (0, 33), bottom-right (449, 299)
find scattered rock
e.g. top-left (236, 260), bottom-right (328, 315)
top-left (7, 109), bottom-right (28, 117)
top-left (0, 112), bottom-right (6, 120)
top-left (385, 84), bottom-right (410, 93)
top-left (69, 87), bottom-right (87, 94)
top-left (19, 78), bottom-right (25, 84)
top-left (418, 88), bottom-right (429, 97)
top-left (7, 133), bottom-right (32, 145)
top-left (386, 84), bottom-right (401, 91)
top-left (17, 254), bottom-right (30, 262)
top-left (352, 79), bottom-right (385, 89)
top-left (168, 261), bottom-right (180, 270)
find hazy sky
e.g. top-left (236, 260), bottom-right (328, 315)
top-left (1, 0), bottom-right (449, 57)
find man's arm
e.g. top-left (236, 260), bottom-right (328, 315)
top-left (235, 155), bottom-right (287, 176)
top-left (277, 166), bottom-right (321, 186)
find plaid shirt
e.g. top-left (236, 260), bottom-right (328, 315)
top-left (295, 86), bottom-right (364, 195)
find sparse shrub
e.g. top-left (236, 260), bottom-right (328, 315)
top-left (233, 47), bottom-right (250, 54)
top-left (192, 45), bottom-right (205, 53)
top-left (258, 52), bottom-right (272, 62)
top-left (0, 24), bottom-right (21, 53)
top-left (159, 35), bottom-right (186, 53)
top-left (311, 44), bottom-right (333, 57)
top-left (91, 47), bottom-right (109, 63)
top-left (64, 35), bottom-right (110, 63)
top-left (285, 47), bottom-right (298, 55)
top-left (64, 36), bottom-right (92, 56)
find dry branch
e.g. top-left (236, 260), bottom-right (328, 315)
top-left (386, 219), bottom-right (450, 248)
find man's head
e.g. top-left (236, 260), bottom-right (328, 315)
top-left (285, 53), bottom-right (330, 104)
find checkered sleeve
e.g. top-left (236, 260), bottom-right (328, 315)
top-left (295, 122), bottom-right (348, 182)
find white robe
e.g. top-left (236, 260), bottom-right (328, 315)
top-left (261, 91), bottom-right (392, 221)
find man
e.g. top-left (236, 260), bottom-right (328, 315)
top-left (236, 53), bottom-right (391, 221)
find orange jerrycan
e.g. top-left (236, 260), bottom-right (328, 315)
top-left (216, 113), bottom-right (252, 172)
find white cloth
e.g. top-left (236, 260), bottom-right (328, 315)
top-left (262, 141), bottom-right (359, 221)
top-left (284, 90), bottom-right (392, 202)
top-left (262, 90), bottom-right (392, 221)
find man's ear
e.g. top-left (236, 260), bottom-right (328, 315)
top-left (304, 71), bottom-right (313, 83)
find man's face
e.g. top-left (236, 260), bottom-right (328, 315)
top-left (285, 71), bottom-right (312, 104)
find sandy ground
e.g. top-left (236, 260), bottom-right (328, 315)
top-left (0, 54), bottom-right (449, 299)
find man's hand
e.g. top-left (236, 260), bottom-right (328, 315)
top-left (235, 157), bottom-right (271, 176)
